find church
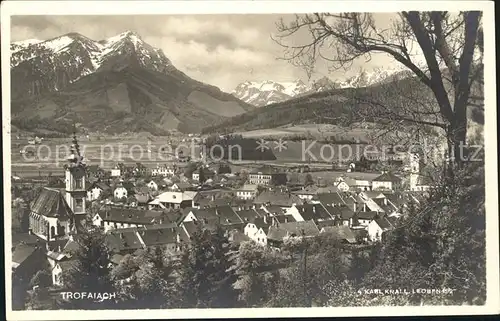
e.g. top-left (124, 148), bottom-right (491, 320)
top-left (29, 132), bottom-right (87, 241)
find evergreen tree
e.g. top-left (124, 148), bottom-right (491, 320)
top-left (59, 228), bottom-right (116, 309)
top-left (176, 226), bottom-right (237, 308)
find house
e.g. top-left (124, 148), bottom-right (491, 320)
top-left (105, 228), bottom-right (145, 254)
top-left (244, 216), bottom-right (272, 246)
top-left (192, 189), bottom-right (236, 208)
top-left (355, 211), bottom-right (379, 226)
top-left (320, 225), bottom-right (357, 244)
top-left (266, 220), bottom-right (320, 248)
top-left (236, 184), bottom-right (259, 200)
top-left (87, 181), bottom-right (111, 201)
top-left (111, 165), bottom-right (121, 177)
top-left (367, 216), bottom-right (395, 242)
top-left (288, 203), bottom-right (337, 223)
top-left (93, 207), bottom-right (177, 232)
top-left (292, 185), bottom-right (320, 200)
top-left (355, 193), bottom-right (385, 213)
top-left (151, 164), bottom-right (176, 177)
top-left (12, 243), bottom-right (47, 282)
top-left (132, 163), bottom-right (148, 177)
top-left (51, 259), bottom-right (78, 287)
top-left (313, 192), bottom-right (346, 207)
top-left (187, 205), bottom-right (244, 227)
top-left (372, 172), bottom-right (402, 191)
top-left (341, 172), bottom-right (381, 191)
top-left (156, 191), bottom-right (197, 209)
top-left (86, 165), bottom-right (106, 179)
top-left (113, 182), bottom-right (135, 200)
top-left (129, 192), bottom-right (152, 208)
top-left (170, 182), bottom-right (192, 192)
top-left (248, 166), bottom-right (287, 186)
top-left (334, 180), bottom-right (350, 192)
top-left (327, 205), bottom-right (356, 227)
top-left (253, 190), bottom-right (303, 209)
top-left (235, 208), bottom-right (263, 223)
top-left (139, 225), bottom-right (190, 254)
top-left (29, 187), bottom-right (75, 241)
top-left (147, 178), bottom-right (168, 192)
top-left (192, 167), bottom-right (215, 182)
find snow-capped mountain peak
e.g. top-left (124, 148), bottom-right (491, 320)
top-left (10, 31), bottom-right (173, 98)
top-left (234, 68), bottom-right (407, 107)
top-left (232, 79), bottom-right (310, 107)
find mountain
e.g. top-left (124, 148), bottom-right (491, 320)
top-left (10, 31), bottom-right (254, 135)
top-left (231, 80), bottom-right (309, 107)
top-left (232, 67), bottom-right (409, 107)
top-left (204, 69), bottom-right (484, 137)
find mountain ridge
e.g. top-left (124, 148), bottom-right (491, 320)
top-left (10, 31), bottom-right (254, 135)
top-left (232, 67), bottom-right (411, 107)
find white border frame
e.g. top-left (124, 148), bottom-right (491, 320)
top-left (2, 1), bottom-right (498, 319)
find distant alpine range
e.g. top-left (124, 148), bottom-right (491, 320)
top-left (231, 68), bottom-right (409, 107)
top-left (10, 31), bottom-right (481, 136)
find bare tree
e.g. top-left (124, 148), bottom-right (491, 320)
top-left (273, 11), bottom-right (483, 169)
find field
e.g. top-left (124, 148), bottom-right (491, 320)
top-left (236, 123), bottom-right (373, 141)
top-left (10, 133), bottom-right (373, 177)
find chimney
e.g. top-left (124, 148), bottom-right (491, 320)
top-left (353, 202), bottom-right (357, 212)
top-left (312, 206), bottom-right (316, 214)
top-left (28, 228), bottom-right (32, 235)
top-left (384, 197), bottom-right (387, 205)
top-left (263, 215), bottom-right (267, 224)
top-left (119, 233), bottom-right (124, 239)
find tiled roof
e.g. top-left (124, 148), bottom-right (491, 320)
top-left (254, 190), bottom-right (303, 207)
top-left (277, 220), bottom-right (320, 237)
top-left (315, 219), bottom-right (337, 230)
top-left (314, 193), bottom-right (345, 206)
top-left (139, 226), bottom-right (179, 247)
top-left (31, 187), bottom-right (73, 218)
top-left (105, 230), bottom-right (143, 252)
top-left (266, 226), bottom-right (288, 241)
top-left (235, 209), bottom-right (261, 222)
top-left (374, 217), bottom-right (394, 230)
top-left (181, 220), bottom-right (202, 238)
top-left (356, 211), bottom-right (379, 220)
top-left (12, 243), bottom-right (39, 265)
top-left (321, 226), bottom-right (357, 243)
top-left (327, 205), bottom-right (355, 220)
top-left (99, 207), bottom-right (168, 225)
top-left (262, 205), bottom-right (285, 215)
top-left (373, 172), bottom-right (402, 183)
top-left (272, 214), bottom-right (296, 224)
top-left (293, 203), bottom-right (335, 221)
top-left (190, 205), bottom-right (243, 225)
top-left (252, 217), bottom-right (272, 231)
top-left (12, 233), bottom-right (41, 248)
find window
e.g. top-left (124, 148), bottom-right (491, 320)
top-left (75, 177), bottom-right (83, 189)
top-left (75, 198), bottom-right (84, 212)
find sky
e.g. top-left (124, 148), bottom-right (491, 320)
top-left (11, 14), bottom-right (406, 92)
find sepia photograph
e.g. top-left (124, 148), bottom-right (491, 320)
top-left (2, 0), bottom-right (498, 319)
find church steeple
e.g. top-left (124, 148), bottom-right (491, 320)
top-left (67, 127), bottom-right (86, 169)
top-left (65, 128), bottom-right (87, 216)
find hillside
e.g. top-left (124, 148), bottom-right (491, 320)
top-left (204, 71), bottom-right (484, 139)
top-left (10, 31), bottom-right (254, 135)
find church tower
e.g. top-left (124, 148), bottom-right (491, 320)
top-left (65, 131), bottom-right (87, 216)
